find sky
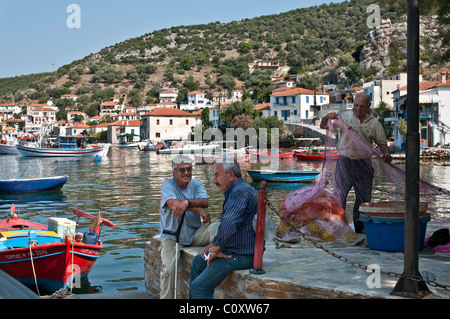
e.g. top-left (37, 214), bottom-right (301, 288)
top-left (0, 0), bottom-right (344, 78)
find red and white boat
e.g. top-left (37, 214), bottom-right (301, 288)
top-left (294, 148), bottom-right (339, 161)
top-left (0, 205), bottom-right (115, 293)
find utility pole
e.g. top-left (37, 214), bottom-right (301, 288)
top-left (391, 0), bottom-right (432, 298)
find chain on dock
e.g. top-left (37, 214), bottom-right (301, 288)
top-left (265, 199), bottom-right (450, 292)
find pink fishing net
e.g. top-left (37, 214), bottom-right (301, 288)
top-left (276, 117), bottom-right (450, 243)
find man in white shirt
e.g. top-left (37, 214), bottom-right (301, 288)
top-left (320, 92), bottom-right (391, 233)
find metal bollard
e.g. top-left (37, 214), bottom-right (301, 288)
top-left (250, 181), bottom-right (267, 275)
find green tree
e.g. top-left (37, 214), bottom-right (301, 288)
top-left (296, 72), bottom-right (322, 90)
top-left (220, 99), bottom-right (258, 125)
top-left (180, 56), bottom-right (192, 70)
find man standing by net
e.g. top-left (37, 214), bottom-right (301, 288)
top-left (320, 92), bottom-right (392, 233)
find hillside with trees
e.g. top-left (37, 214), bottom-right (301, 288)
top-left (0, 0), bottom-right (448, 116)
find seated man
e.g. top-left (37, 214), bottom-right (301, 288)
top-left (189, 162), bottom-right (257, 299)
top-left (159, 155), bottom-right (212, 299)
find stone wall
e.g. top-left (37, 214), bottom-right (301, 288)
top-left (144, 236), bottom-right (370, 299)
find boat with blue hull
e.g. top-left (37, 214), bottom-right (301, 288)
top-left (247, 170), bottom-right (320, 183)
top-left (0, 175), bottom-right (69, 193)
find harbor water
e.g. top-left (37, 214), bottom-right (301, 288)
top-left (0, 148), bottom-right (449, 295)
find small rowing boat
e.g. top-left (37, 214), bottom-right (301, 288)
top-left (247, 170), bottom-right (320, 183)
top-left (0, 175), bottom-right (69, 193)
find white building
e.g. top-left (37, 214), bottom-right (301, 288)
top-left (181, 91), bottom-right (212, 111)
top-left (159, 89), bottom-right (178, 103)
top-left (270, 87), bottom-right (330, 123)
top-left (230, 90), bottom-right (244, 103)
top-left (0, 103), bottom-right (22, 116)
top-left (107, 119), bottom-right (141, 144)
top-left (140, 108), bottom-right (197, 140)
top-left (61, 94), bottom-right (78, 102)
top-left (65, 123), bottom-right (90, 136)
top-left (386, 71), bottom-right (450, 148)
top-left (362, 73), bottom-right (422, 108)
top-left (254, 103), bottom-right (271, 118)
top-left (29, 105), bottom-right (58, 132)
top-left (208, 105), bottom-right (227, 128)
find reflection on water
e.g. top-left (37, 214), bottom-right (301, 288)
top-left (0, 149), bottom-right (449, 294)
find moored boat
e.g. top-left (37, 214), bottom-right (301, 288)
top-left (294, 148), bottom-right (339, 161)
top-left (0, 175), bottom-right (69, 193)
top-left (247, 170), bottom-right (320, 183)
top-left (0, 206), bottom-right (115, 293)
top-left (17, 136), bottom-right (110, 158)
top-left (0, 134), bottom-right (38, 155)
top-left (259, 149), bottom-right (294, 161)
top-left (157, 143), bottom-right (220, 155)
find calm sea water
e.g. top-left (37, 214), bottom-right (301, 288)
top-left (0, 148), bottom-right (449, 295)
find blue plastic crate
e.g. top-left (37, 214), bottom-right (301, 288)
top-left (360, 214), bottom-right (431, 252)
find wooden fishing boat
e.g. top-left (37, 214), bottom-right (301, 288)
top-left (294, 149), bottom-right (339, 161)
top-left (0, 206), bottom-right (115, 293)
top-left (0, 175), bottom-right (69, 193)
top-left (247, 170), bottom-right (320, 183)
top-left (259, 149), bottom-right (294, 161)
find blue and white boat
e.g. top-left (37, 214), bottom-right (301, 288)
top-left (247, 170), bottom-right (320, 183)
top-left (0, 175), bottom-right (69, 193)
top-left (16, 136), bottom-right (110, 158)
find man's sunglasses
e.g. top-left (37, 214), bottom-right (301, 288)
top-left (176, 167), bottom-right (192, 173)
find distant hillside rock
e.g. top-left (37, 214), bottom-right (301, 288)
top-left (359, 15), bottom-right (446, 76)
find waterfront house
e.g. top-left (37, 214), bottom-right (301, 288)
top-left (65, 123), bottom-right (90, 136)
top-left (270, 87), bottom-right (330, 123)
top-left (140, 107), bottom-right (196, 141)
top-left (107, 119), bottom-right (141, 144)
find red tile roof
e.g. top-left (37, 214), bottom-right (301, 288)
top-left (254, 103), bottom-right (270, 111)
top-left (271, 87), bottom-right (329, 96)
top-left (110, 119), bottom-right (141, 126)
top-left (141, 108), bottom-right (195, 117)
top-left (66, 123), bottom-right (90, 129)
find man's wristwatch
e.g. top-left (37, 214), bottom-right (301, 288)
top-left (186, 199), bottom-right (192, 207)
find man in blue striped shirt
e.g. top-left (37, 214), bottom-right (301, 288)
top-left (189, 162), bottom-right (257, 299)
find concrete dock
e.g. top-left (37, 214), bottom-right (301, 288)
top-left (144, 221), bottom-right (450, 299)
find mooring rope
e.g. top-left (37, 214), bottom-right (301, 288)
top-left (28, 241), bottom-right (41, 296)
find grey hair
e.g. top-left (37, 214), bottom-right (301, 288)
top-left (172, 155), bottom-right (192, 170)
top-left (215, 162), bottom-right (242, 178)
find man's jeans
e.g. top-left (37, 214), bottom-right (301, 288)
top-left (189, 252), bottom-right (254, 299)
